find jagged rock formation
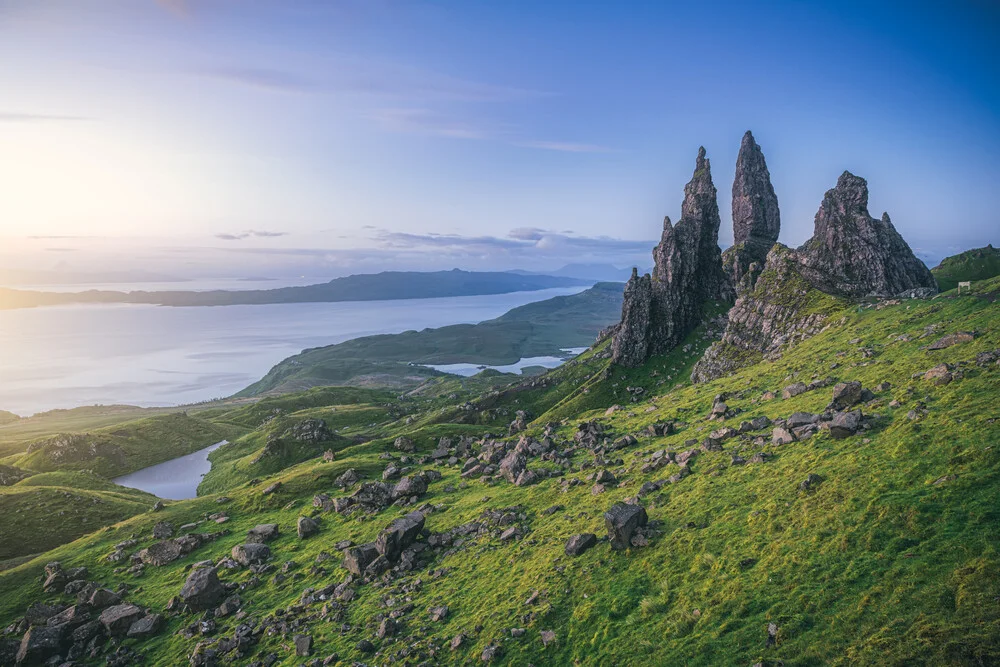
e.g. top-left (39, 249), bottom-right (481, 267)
top-left (794, 171), bottom-right (937, 298)
top-left (612, 147), bottom-right (729, 367)
top-left (722, 131), bottom-right (780, 295)
top-left (691, 245), bottom-right (832, 382)
top-left (693, 169), bottom-right (937, 382)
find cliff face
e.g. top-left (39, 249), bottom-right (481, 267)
top-left (723, 131), bottom-right (781, 296)
top-left (691, 245), bottom-right (833, 382)
top-left (611, 148), bottom-right (729, 367)
top-left (795, 171), bottom-right (937, 298)
top-left (693, 168), bottom-right (937, 383)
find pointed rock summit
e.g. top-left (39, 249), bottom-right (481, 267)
top-left (724, 131), bottom-right (780, 294)
top-left (612, 147), bottom-right (728, 367)
top-left (795, 171), bottom-right (936, 298)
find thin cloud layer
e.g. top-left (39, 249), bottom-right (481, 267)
top-left (215, 230), bottom-right (289, 241)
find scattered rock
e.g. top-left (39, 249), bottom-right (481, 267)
top-left (565, 533), bottom-right (597, 557)
top-left (604, 502), bottom-right (648, 550)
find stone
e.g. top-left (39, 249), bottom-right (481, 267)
top-left (541, 629), bottom-right (557, 647)
top-left (928, 331), bottom-right (975, 350)
top-left (179, 567), bottom-right (226, 611)
top-left (127, 613), bottom-right (163, 638)
top-left (15, 624), bottom-right (66, 665)
top-left (152, 521), bottom-right (174, 539)
top-left (430, 606), bottom-right (449, 622)
top-left (771, 427), bottom-right (796, 445)
top-left (799, 473), bottom-right (823, 492)
top-left (294, 634), bottom-right (312, 657)
top-left (565, 533), bottom-right (597, 556)
top-left (498, 451), bottom-right (527, 484)
top-left (786, 412), bottom-right (818, 428)
top-left (297, 516), bottom-right (319, 539)
top-left (137, 540), bottom-right (182, 566)
top-left (99, 604), bottom-right (144, 637)
top-left (394, 436), bottom-right (415, 452)
top-left (24, 602), bottom-right (66, 626)
top-left (795, 172), bottom-right (937, 298)
top-left (923, 364), bottom-right (953, 385)
top-left (392, 474), bottom-right (428, 499)
top-left (335, 468), bottom-right (360, 487)
top-left (246, 524), bottom-right (279, 543)
top-left (829, 410), bottom-right (862, 439)
top-left (88, 588), bottom-right (121, 609)
top-left (342, 543), bottom-right (378, 576)
top-left (377, 617), bottom-right (398, 639)
top-left (604, 502), bottom-right (648, 550)
top-left (481, 644), bottom-right (503, 662)
top-left (613, 147), bottom-right (730, 367)
top-left (782, 382), bottom-right (807, 399)
top-left (830, 381), bottom-right (863, 409)
top-left (724, 130), bottom-right (781, 295)
top-left (375, 511), bottom-right (425, 562)
top-left (232, 543), bottom-right (270, 566)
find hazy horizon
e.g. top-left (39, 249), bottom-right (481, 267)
top-left (2, 0), bottom-right (998, 281)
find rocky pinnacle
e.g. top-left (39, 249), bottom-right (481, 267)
top-left (724, 130), bottom-right (780, 295)
top-left (795, 171), bottom-right (937, 298)
top-left (612, 147), bottom-right (728, 367)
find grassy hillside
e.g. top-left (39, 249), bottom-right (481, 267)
top-left (12, 413), bottom-right (246, 478)
top-left (0, 277), bottom-right (996, 665)
top-left (932, 244), bottom-right (1000, 291)
top-left (239, 282), bottom-right (624, 396)
top-left (0, 471), bottom-right (156, 560)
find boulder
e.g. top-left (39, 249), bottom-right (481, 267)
top-left (829, 410), bottom-right (862, 439)
top-left (297, 516), bottom-right (319, 539)
top-left (928, 331), bottom-right (974, 350)
top-left (604, 502), bottom-right (648, 550)
top-left (799, 473), bottom-right (823, 492)
top-left (392, 474), bottom-right (428, 500)
top-left (294, 634), bottom-right (312, 657)
top-left (16, 624), bottom-right (66, 665)
top-left (179, 567), bottom-right (226, 611)
top-left (152, 521), bottom-right (174, 539)
top-left (342, 543), bottom-right (379, 576)
top-left (771, 427), bottom-right (796, 445)
top-left (923, 364), bottom-right (953, 385)
top-left (786, 412), bottom-right (818, 428)
top-left (498, 451), bottom-right (527, 484)
top-left (394, 436), bottom-right (415, 452)
top-left (127, 613), bottom-right (163, 638)
top-left (98, 604), bottom-right (144, 637)
top-left (564, 533), bottom-right (597, 556)
top-left (782, 382), bottom-right (807, 399)
top-left (375, 511), bottom-right (425, 562)
top-left (231, 543), bottom-right (270, 566)
top-left (137, 540), bottom-right (182, 566)
top-left (830, 381), bottom-right (863, 409)
top-left (88, 588), bottom-right (122, 609)
top-left (246, 524), bottom-right (279, 543)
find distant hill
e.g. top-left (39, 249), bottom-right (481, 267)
top-left (239, 281), bottom-right (625, 396)
top-left (0, 269), bottom-right (590, 310)
top-left (932, 244), bottom-right (1000, 291)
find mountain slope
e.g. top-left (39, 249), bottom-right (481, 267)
top-left (932, 244), bottom-right (1000, 291)
top-left (1, 277), bottom-right (996, 666)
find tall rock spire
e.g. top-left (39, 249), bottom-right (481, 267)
top-left (612, 147), bottom-right (729, 367)
top-left (724, 130), bottom-right (780, 295)
top-left (795, 171), bottom-right (937, 297)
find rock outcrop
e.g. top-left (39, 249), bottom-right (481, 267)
top-left (693, 165), bottom-right (936, 382)
top-left (795, 171), bottom-right (936, 298)
top-left (691, 245), bottom-right (831, 382)
top-left (723, 131), bottom-right (780, 295)
top-left (612, 147), bottom-right (729, 367)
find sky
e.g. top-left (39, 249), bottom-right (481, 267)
top-left (0, 0), bottom-right (998, 281)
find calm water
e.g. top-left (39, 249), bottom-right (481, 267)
top-left (113, 440), bottom-right (226, 500)
top-left (423, 347), bottom-right (590, 376)
top-left (0, 287), bottom-right (585, 416)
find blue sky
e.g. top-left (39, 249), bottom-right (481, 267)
top-left (0, 0), bottom-right (997, 278)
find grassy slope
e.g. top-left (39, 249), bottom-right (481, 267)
top-left (0, 280), bottom-right (997, 665)
top-left (932, 244), bottom-right (1000, 291)
top-left (0, 471), bottom-right (156, 560)
top-left (11, 413), bottom-right (247, 478)
top-left (238, 282), bottom-right (623, 397)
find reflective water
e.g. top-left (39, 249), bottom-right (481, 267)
top-left (0, 287), bottom-right (585, 415)
top-left (112, 440), bottom-right (227, 500)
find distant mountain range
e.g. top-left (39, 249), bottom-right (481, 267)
top-left (0, 269), bottom-right (590, 310)
top-left (509, 263), bottom-right (645, 282)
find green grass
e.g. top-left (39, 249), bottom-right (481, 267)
top-left (932, 244), bottom-right (1000, 291)
top-left (0, 278), bottom-right (997, 665)
top-left (12, 412), bottom-right (247, 478)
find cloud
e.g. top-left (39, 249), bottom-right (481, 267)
top-left (214, 230), bottom-right (289, 241)
top-left (515, 140), bottom-right (614, 153)
top-left (372, 227), bottom-right (653, 257)
top-left (368, 108), bottom-right (495, 140)
top-left (200, 67), bottom-right (314, 94)
top-left (0, 112), bottom-right (88, 122)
